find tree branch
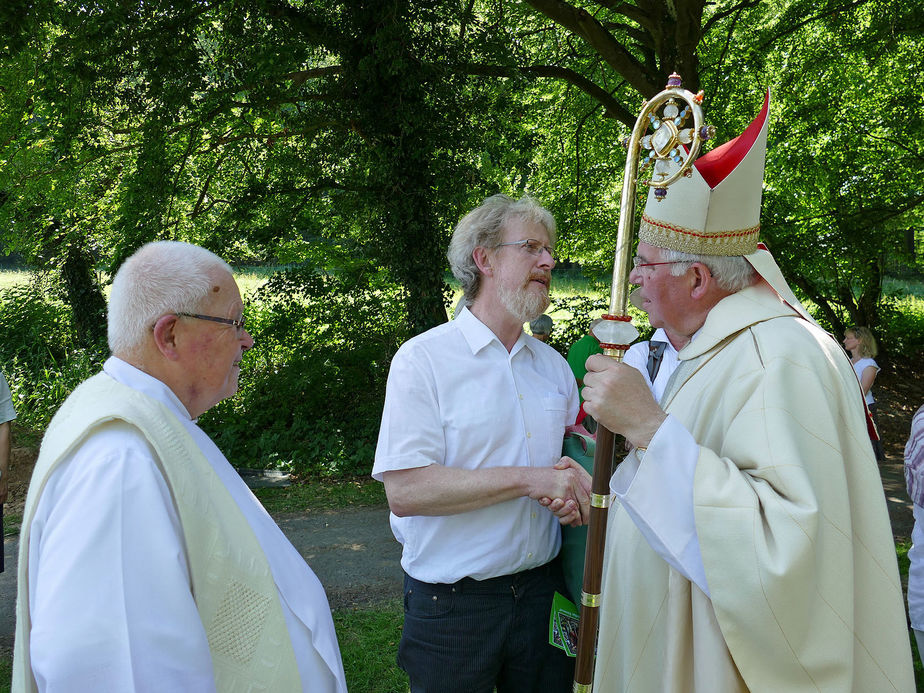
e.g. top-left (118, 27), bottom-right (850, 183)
top-left (465, 63), bottom-right (636, 125)
top-left (701, 0), bottom-right (762, 35)
top-left (522, 0), bottom-right (661, 96)
top-left (865, 132), bottom-right (924, 162)
top-left (280, 65), bottom-right (343, 87)
top-left (759, 0), bottom-right (874, 50)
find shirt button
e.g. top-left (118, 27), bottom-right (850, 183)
top-left (527, 552), bottom-right (533, 558)
top-left (531, 512), bottom-right (537, 519)
top-left (519, 394), bottom-right (524, 400)
top-left (526, 432), bottom-right (532, 438)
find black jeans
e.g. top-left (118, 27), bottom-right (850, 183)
top-left (398, 560), bottom-right (574, 693)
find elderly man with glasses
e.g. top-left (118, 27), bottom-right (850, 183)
top-left (14, 241), bottom-right (346, 693)
top-left (374, 194), bottom-right (591, 692)
top-left (581, 95), bottom-right (913, 691)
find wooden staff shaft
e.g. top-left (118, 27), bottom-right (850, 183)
top-left (571, 425), bottom-right (616, 691)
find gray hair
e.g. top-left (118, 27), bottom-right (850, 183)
top-left (448, 194), bottom-right (557, 304)
top-left (108, 241), bottom-right (232, 356)
top-left (529, 314), bottom-right (553, 336)
top-left (660, 248), bottom-right (757, 293)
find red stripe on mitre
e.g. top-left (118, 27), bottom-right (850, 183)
top-left (694, 90), bottom-right (770, 189)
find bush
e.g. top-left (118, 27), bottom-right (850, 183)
top-left (0, 282), bottom-right (107, 432)
top-left (878, 293), bottom-right (924, 360)
top-left (201, 262), bottom-right (410, 477)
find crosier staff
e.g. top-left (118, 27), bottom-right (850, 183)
top-left (572, 73), bottom-right (714, 693)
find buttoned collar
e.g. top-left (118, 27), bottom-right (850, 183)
top-left (455, 306), bottom-right (531, 358)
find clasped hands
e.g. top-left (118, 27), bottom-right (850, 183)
top-left (533, 458), bottom-right (592, 527)
top-left (534, 353), bottom-right (671, 527)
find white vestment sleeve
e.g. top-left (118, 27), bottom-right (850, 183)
top-left (610, 415), bottom-right (710, 596)
top-left (28, 423), bottom-right (217, 692)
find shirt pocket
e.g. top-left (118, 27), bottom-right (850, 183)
top-left (543, 393), bottom-right (570, 455)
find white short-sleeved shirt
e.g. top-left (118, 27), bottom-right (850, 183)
top-left (373, 307), bottom-right (579, 584)
top-left (0, 371), bottom-right (16, 424)
top-left (852, 356), bottom-right (879, 405)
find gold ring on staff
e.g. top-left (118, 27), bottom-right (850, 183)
top-left (581, 591), bottom-right (600, 607)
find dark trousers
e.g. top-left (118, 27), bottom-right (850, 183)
top-left (398, 560), bottom-right (574, 693)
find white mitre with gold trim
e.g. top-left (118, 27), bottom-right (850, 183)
top-left (638, 91), bottom-right (818, 326)
top-left (639, 91), bottom-right (769, 256)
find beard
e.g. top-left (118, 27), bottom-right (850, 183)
top-left (498, 277), bottom-right (550, 323)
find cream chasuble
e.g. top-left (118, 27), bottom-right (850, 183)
top-left (593, 282), bottom-right (914, 692)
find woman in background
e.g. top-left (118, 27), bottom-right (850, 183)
top-left (843, 325), bottom-right (886, 461)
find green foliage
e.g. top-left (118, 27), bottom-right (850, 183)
top-left (0, 280), bottom-right (106, 432)
top-left (547, 287), bottom-right (655, 359)
top-left (701, 0), bottom-right (924, 335)
top-left (200, 262), bottom-right (409, 477)
top-left (878, 294), bottom-right (924, 359)
top-left (547, 293), bottom-right (609, 358)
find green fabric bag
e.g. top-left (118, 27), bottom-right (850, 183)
top-left (559, 431), bottom-right (596, 603)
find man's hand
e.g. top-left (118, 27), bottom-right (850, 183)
top-left (582, 354), bottom-right (667, 449)
top-left (534, 457), bottom-right (592, 526)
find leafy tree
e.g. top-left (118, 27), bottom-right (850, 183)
top-left (0, 0), bottom-right (508, 337)
top-left (486, 0), bottom-right (924, 334)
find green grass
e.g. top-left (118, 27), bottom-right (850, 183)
top-left (3, 513), bottom-right (20, 538)
top-left (253, 476), bottom-right (387, 514)
top-left (887, 278), bottom-right (924, 299)
top-left (335, 598), bottom-right (408, 692)
top-left (0, 269), bottom-right (29, 292)
top-left (0, 601), bottom-right (408, 693)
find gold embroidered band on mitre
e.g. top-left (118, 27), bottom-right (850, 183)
top-left (639, 215), bottom-right (760, 257)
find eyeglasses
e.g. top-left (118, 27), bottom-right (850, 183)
top-left (494, 238), bottom-right (556, 261)
top-left (632, 256), bottom-right (688, 270)
top-left (175, 312), bottom-right (247, 333)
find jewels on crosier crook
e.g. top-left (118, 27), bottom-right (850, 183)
top-left (632, 74), bottom-right (713, 202)
top-left (638, 96), bottom-right (699, 179)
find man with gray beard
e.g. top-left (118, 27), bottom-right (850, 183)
top-left (373, 194), bottom-right (590, 692)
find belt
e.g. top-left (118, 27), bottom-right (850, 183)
top-left (405, 557), bottom-right (560, 595)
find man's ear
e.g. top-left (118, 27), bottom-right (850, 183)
top-left (472, 246), bottom-right (494, 277)
top-left (689, 263), bottom-right (714, 300)
top-left (152, 314), bottom-right (182, 360)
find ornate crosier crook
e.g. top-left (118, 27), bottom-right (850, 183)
top-left (571, 73), bottom-right (714, 693)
